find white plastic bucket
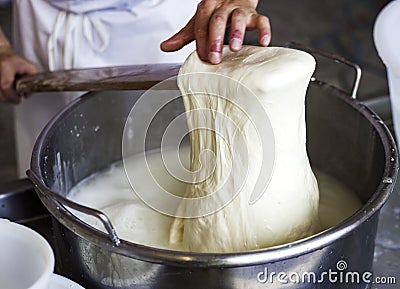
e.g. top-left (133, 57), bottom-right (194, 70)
top-left (374, 0), bottom-right (400, 144)
top-left (0, 219), bottom-right (54, 289)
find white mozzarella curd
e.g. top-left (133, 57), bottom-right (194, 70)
top-left (68, 147), bottom-right (362, 251)
top-left (170, 46), bottom-right (319, 252)
top-left (67, 46), bottom-right (363, 252)
top-left (68, 148), bottom-right (190, 250)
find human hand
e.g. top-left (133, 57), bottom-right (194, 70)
top-left (0, 45), bottom-right (38, 104)
top-left (160, 0), bottom-right (271, 64)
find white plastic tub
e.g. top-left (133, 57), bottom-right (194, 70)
top-left (0, 219), bottom-right (54, 289)
top-left (374, 0), bottom-right (400, 144)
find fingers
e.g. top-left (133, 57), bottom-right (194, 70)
top-left (160, 17), bottom-right (196, 52)
top-left (256, 15), bottom-right (271, 46)
top-left (0, 49), bottom-right (38, 104)
top-left (160, 0), bottom-right (272, 65)
top-left (195, 0), bottom-right (220, 62)
top-left (206, 2), bottom-right (272, 64)
top-left (229, 8), bottom-right (248, 52)
top-left (207, 6), bottom-right (230, 64)
top-left (0, 54), bottom-right (15, 84)
top-left (0, 57), bottom-right (17, 103)
top-left (161, 0), bottom-right (218, 62)
top-left (229, 12), bottom-right (271, 50)
top-left (20, 61), bottom-right (38, 76)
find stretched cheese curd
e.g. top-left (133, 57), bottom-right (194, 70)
top-left (68, 146), bottom-right (362, 251)
top-left (67, 46), bottom-right (363, 252)
top-left (170, 46), bottom-right (319, 252)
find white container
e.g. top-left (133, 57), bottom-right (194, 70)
top-left (374, 0), bottom-right (400, 144)
top-left (0, 219), bottom-right (54, 289)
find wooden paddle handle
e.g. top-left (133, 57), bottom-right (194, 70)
top-left (15, 63), bottom-right (181, 92)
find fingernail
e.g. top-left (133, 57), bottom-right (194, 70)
top-left (230, 38), bottom-right (242, 51)
top-left (261, 34), bottom-right (271, 46)
top-left (209, 52), bottom-right (221, 64)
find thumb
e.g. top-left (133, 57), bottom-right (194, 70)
top-left (16, 60), bottom-right (38, 76)
top-left (161, 17), bottom-right (196, 52)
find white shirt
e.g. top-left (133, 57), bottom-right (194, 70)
top-left (13, 0), bottom-right (198, 176)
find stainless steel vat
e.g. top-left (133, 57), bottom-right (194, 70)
top-left (28, 49), bottom-right (398, 289)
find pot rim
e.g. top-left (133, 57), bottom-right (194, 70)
top-left (29, 81), bottom-right (398, 268)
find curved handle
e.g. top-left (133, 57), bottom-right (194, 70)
top-left (27, 169), bottom-right (120, 246)
top-left (285, 42), bottom-right (362, 99)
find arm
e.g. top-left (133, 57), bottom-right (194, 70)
top-left (160, 0), bottom-right (271, 64)
top-left (0, 27), bottom-right (37, 104)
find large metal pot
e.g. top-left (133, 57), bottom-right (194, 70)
top-left (28, 47), bottom-right (398, 289)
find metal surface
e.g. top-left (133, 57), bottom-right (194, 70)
top-left (0, 179), bottom-right (54, 250)
top-left (286, 42), bottom-right (362, 99)
top-left (14, 63), bottom-right (180, 92)
top-left (28, 75), bottom-right (398, 288)
top-left (28, 170), bottom-right (120, 246)
top-left (0, 178), bottom-right (49, 223)
top-left (2, 179), bottom-right (399, 288)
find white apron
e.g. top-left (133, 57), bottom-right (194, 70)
top-left (13, 0), bottom-right (197, 177)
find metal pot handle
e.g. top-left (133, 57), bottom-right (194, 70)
top-left (27, 169), bottom-right (121, 246)
top-left (285, 42), bottom-right (362, 99)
